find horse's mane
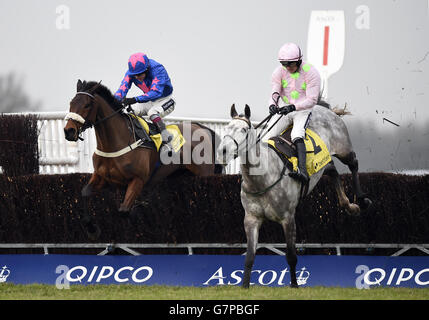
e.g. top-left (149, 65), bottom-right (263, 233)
top-left (317, 92), bottom-right (331, 109)
top-left (81, 81), bottom-right (124, 112)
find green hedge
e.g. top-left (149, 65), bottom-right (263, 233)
top-left (0, 173), bottom-right (428, 244)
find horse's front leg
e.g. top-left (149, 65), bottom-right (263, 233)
top-left (281, 215), bottom-right (298, 288)
top-left (242, 213), bottom-right (263, 289)
top-left (81, 173), bottom-right (105, 240)
top-left (119, 177), bottom-right (145, 213)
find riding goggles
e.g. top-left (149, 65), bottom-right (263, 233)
top-left (280, 60), bottom-right (298, 67)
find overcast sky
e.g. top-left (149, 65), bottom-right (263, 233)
top-left (0, 0), bottom-right (427, 120)
top-left (1, 0), bottom-right (428, 171)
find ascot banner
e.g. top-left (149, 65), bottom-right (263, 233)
top-left (0, 255), bottom-right (428, 289)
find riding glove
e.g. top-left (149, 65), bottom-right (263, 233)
top-left (123, 97), bottom-right (138, 105)
top-left (279, 104), bottom-right (296, 115)
top-left (269, 104), bottom-right (279, 115)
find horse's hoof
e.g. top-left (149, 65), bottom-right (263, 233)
top-left (242, 283), bottom-right (250, 289)
top-left (358, 197), bottom-right (373, 211)
top-left (119, 210), bottom-right (130, 219)
top-left (87, 224), bottom-right (101, 241)
top-left (129, 206), bottom-right (141, 224)
top-left (290, 282), bottom-right (299, 289)
top-left (347, 203), bottom-right (361, 217)
top-left (118, 204), bottom-right (131, 218)
top-left (119, 204), bottom-right (130, 212)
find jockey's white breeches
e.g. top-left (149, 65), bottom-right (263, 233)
top-left (269, 108), bottom-right (312, 142)
top-left (133, 95), bottom-right (175, 119)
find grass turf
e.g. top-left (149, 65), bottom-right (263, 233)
top-left (1, 283), bottom-right (428, 300)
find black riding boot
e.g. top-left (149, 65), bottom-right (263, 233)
top-left (289, 138), bottom-right (309, 184)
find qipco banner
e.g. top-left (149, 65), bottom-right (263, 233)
top-left (0, 255), bottom-right (428, 289)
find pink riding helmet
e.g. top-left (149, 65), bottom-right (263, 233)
top-left (128, 52), bottom-right (149, 75)
top-left (278, 43), bottom-right (303, 61)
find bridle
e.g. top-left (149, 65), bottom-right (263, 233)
top-left (223, 113), bottom-right (288, 197)
top-left (221, 98), bottom-right (301, 196)
top-left (223, 92), bottom-right (285, 156)
top-left (65, 91), bottom-right (125, 141)
top-left (223, 117), bottom-right (252, 159)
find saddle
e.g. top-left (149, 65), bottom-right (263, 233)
top-left (267, 126), bottom-right (331, 177)
top-left (127, 114), bottom-right (185, 153)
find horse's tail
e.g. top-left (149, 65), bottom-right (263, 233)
top-left (193, 122), bottom-right (225, 174)
top-left (317, 92), bottom-right (352, 117)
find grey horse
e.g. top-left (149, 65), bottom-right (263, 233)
top-left (217, 104), bottom-right (372, 288)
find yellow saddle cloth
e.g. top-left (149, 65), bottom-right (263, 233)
top-left (130, 114), bottom-right (186, 153)
top-left (267, 127), bottom-right (331, 177)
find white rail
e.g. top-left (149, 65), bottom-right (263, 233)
top-left (1, 243), bottom-right (428, 256)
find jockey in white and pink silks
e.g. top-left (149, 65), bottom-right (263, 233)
top-left (269, 42), bottom-right (321, 184)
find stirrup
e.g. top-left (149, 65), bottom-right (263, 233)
top-left (160, 129), bottom-right (174, 143)
top-left (160, 141), bottom-right (173, 157)
top-left (289, 169), bottom-right (309, 184)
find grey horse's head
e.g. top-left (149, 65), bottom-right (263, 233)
top-left (216, 104), bottom-right (253, 165)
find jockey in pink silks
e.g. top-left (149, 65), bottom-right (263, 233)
top-left (115, 52), bottom-right (175, 147)
top-left (269, 42), bottom-right (321, 184)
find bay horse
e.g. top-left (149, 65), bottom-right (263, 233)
top-left (64, 80), bottom-right (223, 239)
top-left (217, 104), bottom-right (372, 288)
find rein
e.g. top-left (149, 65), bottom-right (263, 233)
top-left (226, 117), bottom-right (251, 158)
top-left (252, 91), bottom-right (285, 144)
top-left (228, 114), bottom-right (287, 196)
top-left (66, 88), bottom-right (144, 158)
top-left (241, 113), bottom-right (308, 199)
top-left (255, 114), bottom-right (284, 145)
top-left (242, 161), bottom-right (287, 196)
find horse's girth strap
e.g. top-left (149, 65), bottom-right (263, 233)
top-left (94, 139), bottom-right (144, 158)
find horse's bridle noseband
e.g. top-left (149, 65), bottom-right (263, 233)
top-left (65, 92), bottom-right (96, 123)
top-left (64, 91), bottom-right (98, 140)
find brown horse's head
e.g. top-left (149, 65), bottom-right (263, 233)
top-left (64, 80), bottom-right (101, 141)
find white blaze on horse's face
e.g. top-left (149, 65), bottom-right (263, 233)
top-left (217, 118), bottom-right (250, 164)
